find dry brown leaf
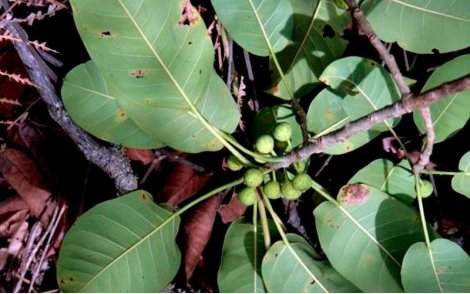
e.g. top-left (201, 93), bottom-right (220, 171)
top-left (183, 194), bottom-right (221, 281)
top-left (158, 163), bottom-right (211, 207)
top-left (218, 192), bottom-right (246, 224)
top-left (0, 209), bottom-right (29, 239)
top-left (0, 149), bottom-right (54, 226)
top-left (124, 148), bottom-right (154, 165)
top-left (0, 195), bottom-right (29, 217)
top-left (8, 221), bottom-right (28, 256)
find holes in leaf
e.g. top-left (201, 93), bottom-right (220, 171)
top-left (432, 48), bottom-right (440, 55)
top-left (100, 31), bottom-right (112, 38)
top-left (178, 0), bottom-right (199, 27)
top-left (322, 24), bottom-right (335, 38)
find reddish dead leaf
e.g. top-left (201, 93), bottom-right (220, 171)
top-left (183, 193), bottom-right (221, 281)
top-left (124, 148), bottom-right (154, 165)
top-left (8, 220), bottom-right (28, 256)
top-left (0, 195), bottom-right (29, 217)
top-left (218, 193), bottom-right (246, 224)
top-left (158, 163), bottom-right (211, 207)
top-left (178, 0), bottom-right (199, 26)
top-left (0, 209), bottom-right (29, 239)
top-left (0, 149), bottom-right (55, 226)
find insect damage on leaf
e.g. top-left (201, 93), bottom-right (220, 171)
top-left (129, 69), bottom-right (151, 79)
top-left (99, 30), bottom-right (114, 38)
top-left (178, 0), bottom-right (200, 27)
top-left (338, 183), bottom-right (369, 205)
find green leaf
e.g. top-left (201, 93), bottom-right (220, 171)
top-left (361, 0), bottom-right (470, 54)
top-left (57, 190), bottom-right (180, 292)
top-left (319, 56), bottom-right (401, 132)
top-left (401, 239), bottom-right (470, 292)
top-left (267, 0), bottom-right (349, 99)
top-left (211, 0), bottom-right (293, 56)
top-left (67, 0), bottom-right (239, 152)
top-left (307, 88), bottom-right (382, 154)
top-left (314, 184), bottom-right (425, 292)
top-left (252, 105), bottom-right (303, 148)
top-left (218, 218), bottom-right (276, 293)
top-left (262, 234), bottom-right (360, 292)
top-left (413, 54), bottom-right (470, 143)
top-left (348, 158), bottom-right (416, 205)
top-left (62, 61), bottom-right (165, 149)
top-left (451, 151), bottom-right (470, 198)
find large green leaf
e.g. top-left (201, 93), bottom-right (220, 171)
top-left (413, 54), bottom-right (470, 143)
top-left (211, 0), bottom-right (293, 56)
top-left (218, 218), bottom-right (276, 293)
top-left (67, 0), bottom-right (239, 152)
top-left (348, 158), bottom-right (416, 205)
top-left (62, 61), bottom-right (164, 148)
top-left (319, 56), bottom-right (401, 132)
top-left (451, 151), bottom-right (470, 198)
top-left (307, 88), bottom-right (382, 154)
top-left (268, 0), bottom-right (349, 99)
top-left (401, 239), bottom-right (470, 292)
top-left (57, 190), bottom-right (180, 292)
top-left (262, 234), bottom-right (360, 292)
top-left (314, 184), bottom-right (425, 292)
top-left (361, 0), bottom-right (470, 54)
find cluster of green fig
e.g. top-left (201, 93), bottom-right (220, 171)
top-left (227, 122), bottom-right (313, 206)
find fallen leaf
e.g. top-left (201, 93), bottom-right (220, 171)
top-left (183, 193), bottom-right (221, 281)
top-left (0, 195), bottom-right (29, 217)
top-left (218, 192), bottom-right (246, 224)
top-left (0, 248), bottom-right (8, 272)
top-left (0, 209), bottom-right (29, 239)
top-left (124, 148), bottom-right (154, 165)
top-left (8, 221), bottom-right (28, 256)
top-left (158, 163), bottom-right (211, 206)
top-left (0, 149), bottom-right (55, 226)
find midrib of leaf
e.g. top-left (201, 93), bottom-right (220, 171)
top-left (282, 0), bottom-right (322, 73)
top-left (431, 93), bottom-right (459, 127)
top-left (380, 163), bottom-right (397, 191)
top-left (286, 244), bottom-right (329, 292)
top-left (390, 0), bottom-right (470, 23)
top-left (312, 181), bottom-right (401, 268)
top-left (116, 0), bottom-right (240, 154)
top-left (327, 74), bottom-right (396, 131)
top-left (247, 0), bottom-right (295, 99)
top-left (81, 208), bottom-right (176, 291)
top-left (427, 245), bottom-right (445, 292)
top-left (336, 204), bottom-right (401, 266)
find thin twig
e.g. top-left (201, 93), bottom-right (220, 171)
top-left (267, 74), bottom-right (470, 169)
top-left (28, 205), bottom-right (66, 292)
top-left (243, 49), bottom-right (259, 112)
top-left (1, 0), bottom-right (137, 193)
top-left (344, 0), bottom-right (435, 173)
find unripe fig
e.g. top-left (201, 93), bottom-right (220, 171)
top-left (244, 168), bottom-right (264, 187)
top-left (292, 173), bottom-right (312, 191)
top-left (255, 134), bottom-right (275, 154)
top-left (281, 181), bottom-right (302, 200)
top-left (273, 122), bottom-right (292, 142)
top-left (238, 187), bottom-right (257, 206)
top-left (419, 179), bottom-right (433, 198)
top-left (263, 181), bottom-right (281, 199)
top-left (227, 154), bottom-right (244, 171)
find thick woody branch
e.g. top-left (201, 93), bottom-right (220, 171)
top-left (267, 74), bottom-right (470, 169)
top-left (1, 2), bottom-right (137, 193)
top-left (345, 0), bottom-right (435, 172)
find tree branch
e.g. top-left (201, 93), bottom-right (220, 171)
top-left (345, 0), bottom-right (435, 172)
top-left (267, 74), bottom-right (470, 169)
top-left (1, 2), bottom-right (137, 194)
